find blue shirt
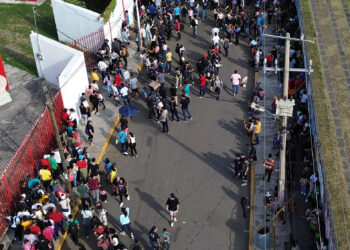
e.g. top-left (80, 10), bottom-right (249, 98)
top-left (118, 131), bottom-right (127, 143)
top-left (28, 178), bottom-right (40, 188)
top-left (174, 7), bottom-right (180, 16)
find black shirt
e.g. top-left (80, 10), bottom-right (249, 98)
top-left (86, 124), bottom-right (94, 136)
top-left (89, 163), bottom-right (99, 177)
top-left (166, 197), bottom-right (179, 211)
top-left (170, 86), bottom-right (177, 97)
top-left (120, 117), bottom-right (128, 130)
top-left (180, 97), bottom-right (189, 109)
top-left (149, 232), bottom-right (159, 242)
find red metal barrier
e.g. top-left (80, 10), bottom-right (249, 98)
top-left (0, 90), bottom-right (65, 236)
top-left (0, 175), bottom-right (13, 235)
top-left (68, 27), bottom-right (106, 70)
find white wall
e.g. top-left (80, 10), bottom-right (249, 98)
top-left (30, 32), bottom-right (89, 121)
top-left (51, 0), bottom-right (104, 42)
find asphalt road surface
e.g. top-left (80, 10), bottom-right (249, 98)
top-left (64, 11), bottom-right (254, 250)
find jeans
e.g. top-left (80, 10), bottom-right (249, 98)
top-left (245, 27), bottom-right (250, 37)
top-left (255, 133), bottom-right (260, 144)
top-left (202, 9), bottom-right (208, 19)
top-left (171, 109), bottom-right (180, 121)
top-left (122, 95), bottom-right (130, 105)
top-left (150, 241), bottom-right (159, 250)
top-left (73, 173), bottom-right (77, 187)
top-left (301, 184), bottom-right (307, 194)
top-left (265, 169), bottom-right (273, 182)
top-left (121, 142), bottom-right (128, 153)
top-left (232, 85), bottom-right (239, 94)
top-left (161, 120), bottom-right (169, 132)
top-left (200, 86), bottom-right (206, 96)
top-left (53, 220), bottom-right (65, 240)
top-left (121, 223), bottom-right (133, 234)
top-left (214, 66), bottom-right (219, 75)
top-left (166, 61), bottom-right (172, 73)
top-left (92, 189), bottom-right (99, 203)
top-left (119, 191), bottom-right (128, 203)
top-left (81, 197), bottom-right (92, 207)
top-left (182, 108), bottom-right (192, 120)
top-left (82, 218), bottom-right (91, 237)
top-left (162, 50), bottom-right (167, 62)
top-left (215, 87), bottom-right (221, 100)
top-left (142, 37), bottom-right (146, 47)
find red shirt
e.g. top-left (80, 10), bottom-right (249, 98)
top-left (29, 225), bottom-right (41, 236)
top-left (41, 158), bottom-right (50, 167)
top-left (77, 160), bottom-right (87, 169)
top-left (62, 112), bottom-right (69, 121)
top-left (115, 74), bottom-right (122, 87)
top-left (94, 225), bottom-right (107, 236)
top-left (200, 76), bottom-right (206, 87)
top-left (49, 211), bottom-right (64, 223)
top-left (88, 178), bottom-right (99, 191)
top-left (43, 227), bottom-right (54, 241)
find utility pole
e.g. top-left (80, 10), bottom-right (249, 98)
top-left (43, 86), bottom-right (74, 206)
top-left (262, 33), bottom-right (314, 206)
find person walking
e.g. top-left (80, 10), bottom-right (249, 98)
top-left (214, 75), bottom-right (223, 100)
top-left (159, 107), bottom-right (169, 133)
top-left (128, 132), bottom-right (138, 158)
top-left (118, 130), bottom-right (128, 155)
top-left (253, 118), bottom-right (261, 145)
top-left (166, 193), bottom-right (179, 227)
top-left (89, 91), bottom-right (99, 114)
top-left (161, 228), bottom-right (170, 250)
top-left (180, 94), bottom-right (192, 121)
top-left (120, 84), bottom-right (131, 106)
top-left (223, 37), bottom-right (230, 57)
top-left (199, 73), bottom-right (206, 98)
top-left (149, 226), bottom-right (161, 250)
top-left (80, 205), bottom-right (93, 238)
top-left (263, 154), bottom-right (275, 183)
top-left (85, 121), bottom-right (94, 146)
top-left (191, 16), bottom-right (199, 39)
top-left (146, 95), bottom-right (156, 119)
top-left (230, 70), bottom-right (241, 96)
top-left (175, 67), bottom-right (183, 88)
top-left (119, 207), bottom-right (135, 239)
top-left (116, 177), bottom-right (130, 207)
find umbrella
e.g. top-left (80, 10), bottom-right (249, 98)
top-left (119, 105), bottom-right (139, 117)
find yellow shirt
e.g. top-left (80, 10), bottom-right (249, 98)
top-left (21, 220), bottom-right (32, 230)
top-left (166, 52), bottom-right (172, 62)
top-left (256, 121), bottom-right (261, 134)
top-left (40, 169), bottom-right (52, 181)
top-left (91, 72), bottom-right (100, 82)
top-left (110, 170), bottom-right (117, 183)
top-left (39, 195), bottom-right (49, 204)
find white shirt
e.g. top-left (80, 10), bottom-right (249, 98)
top-left (120, 86), bottom-right (129, 97)
top-left (163, 44), bottom-right (168, 51)
top-left (212, 35), bottom-right (220, 45)
top-left (92, 83), bottom-right (99, 91)
top-left (130, 136), bottom-right (136, 143)
top-left (231, 73), bottom-right (241, 85)
top-left (98, 61), bottom-right (108, 71)
top-left (212, 27), bottom-right (220, 37)
top-left (140, 28), bottom-right (146, 38)
top-left (69, 111), bottom-right (78, 121)
top-left (188, 9), bottom-right (193, 17)
top-left (123, 70), bottom-right (130, 80)
top-left (54, 150), bottom-right (61, 164)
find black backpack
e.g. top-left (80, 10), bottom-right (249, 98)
top-left (68, 221), bottom-right (78, 233)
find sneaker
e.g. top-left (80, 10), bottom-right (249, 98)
top-left (174, 217), bottom-right (177, 222)
top-left (104, 200), bottom-right (107, 203)
top-left (120, 231), bottom-right (127, 236)
top-left (190, 117), bottom-right (193, 120)
top-left (135, 154), bottom-right (138, 157)
top-left (96, 112), bottom-right (99, 115)
top-left (131, 234), bottom-right (134, 239)
top-left (120, 202), bottom-right (124, 207)
top-left (127, 196), bottom-right (130, 201)
top-left (171, 222), bottom-right (174, 227)
top-left (241, 183), bottom-right (247, 187)
top-left (305, 199), bottom-right (308, 203)
top-left (123, 152), bottom-right (129, 155)
top-left (198, 96), bottom-right (203, 98)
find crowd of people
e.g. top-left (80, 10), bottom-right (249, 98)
top-left (4, 0), bottom-right (328, 249)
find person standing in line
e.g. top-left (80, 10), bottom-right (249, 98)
top-left (120, 84), bottom-right (131, 106)
top-left (253, 118), bottom-right (261, 145)
top-left (146, 95), bottom-right (156, 119)
top-left (170, 84), bottom-right (178, 104)
top-left (165, 49), bottom-right (172, 73)
top-left (66, 215), bottom-right (79, 245)
top-left (159, 107), bottom-right (169, 133)
top-left (263, 154), bottom-right (275, 183)
top-left (170, 97), bottom-right (180, 122)
top-left (88, 176), bottom-right (99, 204)
top-left (166, 193), bottom-right (179, 227)
top-left (80, 205), bottom-right (93, 239)
top-left (77, 181), bottom-right (92, 207)
top-left (89, 91), bottom-right (100, 114)
top-left (223, 37), bottom-right (230, 57)
top-left (230, 70), bottom-right (242, 96)
top-left (116, 177), bottom-right (130, 207)
top-left (130, 74), bottom-right (139, 99)
top-left (180, 94), bottom-right (192, 121)
top-left (214, 75), bottom-right (223, 100)
top-left (175, 67), bottom-right (183, 88)
top-left (119, 207), bottom-right (135, 239)
top-left (149, 226), bottom-right (161, 250)
top-left (128, 132), bottom-right (138, 158)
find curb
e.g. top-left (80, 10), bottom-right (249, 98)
top-left (55, 114), bottom-right (120, 249)
top-left (55, 199), bottom-right (82, 250)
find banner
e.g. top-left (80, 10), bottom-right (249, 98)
top-left (0, 54), bottom-right (9, 93)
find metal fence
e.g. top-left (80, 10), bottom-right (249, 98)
top-left (68, 27), bottom-right (106, 70)
top-left (295, 0), bottom-right (337, 249)
top-left (0, 91), bottom-right (64, 236)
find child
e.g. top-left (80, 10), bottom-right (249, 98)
top-left (300, 175), bottom-right (308, 195)
top-left (161, 228), bottom-right (170, 250)
top-left (100, 185), bottom-right (107, 203)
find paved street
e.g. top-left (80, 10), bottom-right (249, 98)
top-left (64, 12), bottom-right (254, 250)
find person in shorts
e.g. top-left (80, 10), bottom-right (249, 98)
top-left (166, 193), bottom-right (179, 227)
top-left (130, 74), bottom-right (139, 99)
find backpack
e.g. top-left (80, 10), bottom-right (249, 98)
top-left (121, 48), bottom-right (127, 57)
top-left (68, 221), bottom-right (78, 233)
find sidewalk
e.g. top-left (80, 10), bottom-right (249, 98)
top-left (252, 27), bottom-right (291, 249)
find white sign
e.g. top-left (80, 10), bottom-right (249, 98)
top-left (276, 99), bottom-right (295, 117)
